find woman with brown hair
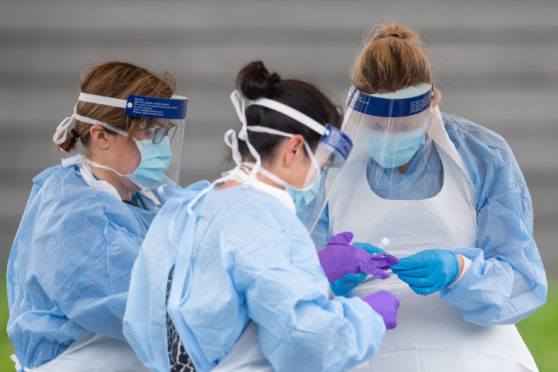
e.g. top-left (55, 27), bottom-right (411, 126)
top-left (315, 24), bottom-right (547, 370)
top-left (124, 60), bottom-right (400, 372)
top-left (7, 61), bottom-right (192, 371)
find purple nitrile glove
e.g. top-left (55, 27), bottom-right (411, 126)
top-left (362, 290), bottom-right (400, 329)
top-left (318, 232), bottom-right (399, 282)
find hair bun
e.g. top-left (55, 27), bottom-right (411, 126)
top-left (373, 24), bottom-right (416, 42)
top-left (236, 60), bottom-right (282, 99)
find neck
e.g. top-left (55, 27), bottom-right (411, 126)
top-left (89, 165), bottom-right (137, 200)
top-left (397, 163), bottom-right (410, 174)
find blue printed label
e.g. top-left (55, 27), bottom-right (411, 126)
top-left (322, 124), bottom-right (353, 160)
top-left (125, 95), bottom-right (187, 119)
top-left (347, 86), bottom-right (432, 117)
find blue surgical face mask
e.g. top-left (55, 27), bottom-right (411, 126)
top-left (127, 137), bottom-right (172, 189)
top-left (288, 170), bottom-right (323, 212)
top-left (366, 127), bottom-right (425, 168)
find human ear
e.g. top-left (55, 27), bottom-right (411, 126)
top-left (283, 135), bottom-right (305, 167)
top-left (89, 125), bottom-right (112, 150)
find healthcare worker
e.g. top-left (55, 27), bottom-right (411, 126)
top-left (314, 24), bottom-right (548, 371)
top-left (123, 61), bottom-right (400, 372)
top-left (7, 61), bottom-right (189, 371)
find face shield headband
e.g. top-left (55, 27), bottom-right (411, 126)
top-left (227, 91), bottom-right (352, 186)
top-left (342, 83), bottom-right (434, 168)
top-left (345, 83), bottom-right (433, 119)
top-left (54, 92), bottom-right (188, 189)
top-left (53, 92), bottom-right (187, 146)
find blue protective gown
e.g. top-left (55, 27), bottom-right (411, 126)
top-left (124, 185), bottom-right (386, 372)
top-left (7, 163), bottom-right (157, 369)
top-left (313, 112), bottom-right (547, 326)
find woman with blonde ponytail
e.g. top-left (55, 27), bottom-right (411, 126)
top-left (315, 24), bottom-right (546, 371)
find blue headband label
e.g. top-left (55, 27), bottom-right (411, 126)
top-left (125, 95), bottom-right (187, 119)
top-left (346, 86), bottom-right (432, 117)
top-left (322, 124), bottom-right (353, 160)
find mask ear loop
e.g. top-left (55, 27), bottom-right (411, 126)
top-left (246, 125), bottom-right (322, 178)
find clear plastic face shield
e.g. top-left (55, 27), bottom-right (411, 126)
top-left (53, 92), bottom-right (187, 189)
top-left (296, 125), bottom-right (353, 232)
top-left (337, 83), bottom-right (435, 198)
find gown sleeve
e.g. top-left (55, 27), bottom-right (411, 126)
top-left (439, 116), bottom-right (547, 326)
top-left (34, 196), bottom-right (145, 341)
top-left (222, 200), bottom-right (386, 372)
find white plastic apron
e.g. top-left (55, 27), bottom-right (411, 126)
top-left (11, 332), bottom-right (149, 372)
top-left (330, 108), bottom-right (537, 371)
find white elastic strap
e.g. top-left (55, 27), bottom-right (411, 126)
top-left (74, 114), bottom-right (129, 137)
top-left (247, 125), bottom-right (321, 171)
top-left (230, 91), bottom-right (262, 179)
top-left (53, 112), bottom-right (128, 145)
top-left (252, 166), bottom-right (289, 189)
top-left (53, 114), bottom-right (75, 145)
top-left (63, 154), bottom-right (132, 179)
top-left (186, 172), bottom-right (231, 215)
top-left (78, 92), bottom-right (127, 108)
top-left (250, 97), bottom-right (326, 136)
top-left (186, 128), bottom-right (245, 214)
top-left (53, 112), bottom-right (129, 144)
top-left (229, 90), bottom-right (323, 191)
top-left (224, 129), bottom-right (243, 166)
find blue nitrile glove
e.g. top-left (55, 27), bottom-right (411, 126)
top-left (391, 249), bottom-right (459, 295)
top-left (352, 242), bottom-right (385, 255)
top-left (330, 242), bottom-right (387, 297)
top-left (330, 273), bottom-right (367, 297)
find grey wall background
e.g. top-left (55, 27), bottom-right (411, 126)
top-left (1, 0), bottom-right (557, 275)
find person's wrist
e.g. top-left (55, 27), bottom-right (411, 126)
top-left (449, 253), bottom-right (464, 285)
top-left (456, 254), bottom-right (464, 276)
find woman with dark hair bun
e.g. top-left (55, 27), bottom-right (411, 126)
top-left (124, 60), bottom-right (400, 372)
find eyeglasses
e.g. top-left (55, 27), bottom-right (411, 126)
top-left (150, 121), bottom-right (177, 144)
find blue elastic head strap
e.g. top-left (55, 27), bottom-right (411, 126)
top-left (346, 83), bottom-right (434, 117)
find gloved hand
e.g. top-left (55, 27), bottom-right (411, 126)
top-left (330, 273), bottom-right (367, 297)
top-left (391, 249), bottom-right (460, 295)
top-left (318, 232), bottom-right (399, 282)
top-left (352, 242), bottom-right (386, 255)
top-left (362, 290), bottom-right (400, 329)
top-left (330, 242), bottom-right (386, 297)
